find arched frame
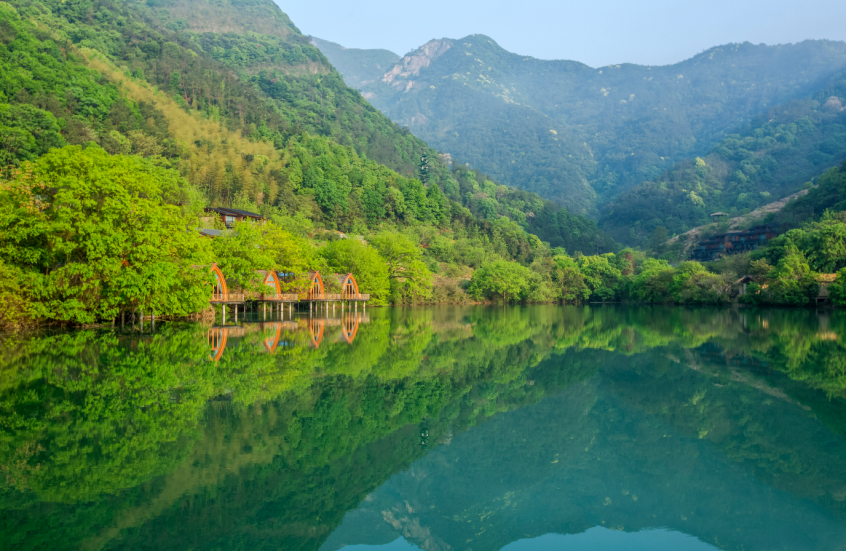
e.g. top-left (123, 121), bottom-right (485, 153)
top-left (338, 273), bottom-right (360, 299)
top-left (308, 318), bottom-right (325, 348)
top-left (261, 271), bottom-right (282, 299)
top-left (342, 314), bottom-right (359, 344)
top-left (261, 322), bottom-right (282, 353)
top-left (211, 264), bottom-right (228, 299)
top-left (308, 272), bottom-right (324, 300)
top-left (208, 328), bottom-right (228, 361)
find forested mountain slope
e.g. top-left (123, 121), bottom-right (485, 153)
top-left (0, 0), bottom-right (615, 292)
top-left (314, 34), bottom-right (846, 215)
top-left (601, 69), bottom-right (846, 245)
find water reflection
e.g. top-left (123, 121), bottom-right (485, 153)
top-left (1, 306), bottom-right (845, 551)
top-left (205, 311), bottom-right (372, 360)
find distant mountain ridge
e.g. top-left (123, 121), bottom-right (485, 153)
top-left (313, 34), bottom-right (846, 219)
top-left (601, 66), bottom-right (846, 244)
top-left (308, 36), bottom-right (399, 88)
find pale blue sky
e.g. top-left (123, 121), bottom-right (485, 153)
top-left (275, 0), bottom-right (846, 67)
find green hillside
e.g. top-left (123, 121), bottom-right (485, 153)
top-left (0, 0), bottom-right (622, 327)
top-left (315, 34), bottom-right (846, 216)
top-left (0, 0), bottom-right (610, 251)
top-left (600, 70), bottom-right (846, 245)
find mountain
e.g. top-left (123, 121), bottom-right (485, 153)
top-left (0, 0), bottom-right (618, 264)
top-left (600, 69), bottom-right (846, 244)
top-left (309, 36), bottom-right (399, 89)
top-left (313, 34), bottom-right (846, 217)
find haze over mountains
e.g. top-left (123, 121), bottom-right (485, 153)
top-left (313, 35), bottom-right (846, 243)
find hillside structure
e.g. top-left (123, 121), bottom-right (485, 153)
top-left (203, 207), bottom-right (266, 229)
top-left (691, 225), bottom-right (778, 262)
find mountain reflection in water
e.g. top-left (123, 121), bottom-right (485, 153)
top-left (2, 305), bottom-right (846, 551)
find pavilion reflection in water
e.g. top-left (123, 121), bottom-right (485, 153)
top-left (206, 312), bottom-right (371, 361)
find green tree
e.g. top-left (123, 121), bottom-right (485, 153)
top-left (0, 146), bottom-right (212, 324)
top-left (766, 244), bottom-right (819, 306)
top-left (668, 261), bottom-right (728, 304)
top-left (829, 268), bottom-right (846, 307)
top-left (630, 258), bottom-right (675, 303)
top-left (576, 254), bottom-right (621, 301)
top-left (260, 222), bottom-right (320, 290)
top-left (371, 231), bottom-right (432, 302)
top-left (805, 211), bottom-right (846, 273)
top-left (468, 260), bottom-right (533, 302)
top-left (551, 255), bottom-right (590, 303)
top-left (0, 103), bottom-right (65, 168)
top-left (320, 238), bottom-right (390, 305)
top-left (210, 220), bottom-right (277, 292)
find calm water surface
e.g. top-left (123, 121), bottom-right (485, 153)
top-left (2, 305), bottom-right (846, 551)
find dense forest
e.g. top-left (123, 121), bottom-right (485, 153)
top-left (0, 0), bottom-right (617, 328)
top-left (2, 0), bottom-right (846, 329)
top-left (602, 72), bottom-right (846, 245)
top-left (317, 33), bottom-right (846, 218)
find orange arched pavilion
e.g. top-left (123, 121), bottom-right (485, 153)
top-left (335, 273), bottom-right (370, 301)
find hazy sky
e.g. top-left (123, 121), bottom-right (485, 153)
top-left (275, 0), bottom-right (846, 67)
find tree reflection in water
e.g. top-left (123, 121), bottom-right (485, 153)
top-left (1, 305), bottom-right (845, 551)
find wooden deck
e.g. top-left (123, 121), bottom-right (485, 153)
top-left (211, 292), bottom-right (299, 304)
top-left (211, 293), bottom-right (369, 304)
top-left (310, 293), bottom-right (370, 301)
top-left (211, 293), bottom-right (246, 304)
top-left (259, 293), bottom-right (299, 302)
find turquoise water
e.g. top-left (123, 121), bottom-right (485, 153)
top-left (2, 305), bottom-right (845, 550)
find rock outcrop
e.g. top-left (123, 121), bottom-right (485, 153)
top-left (382, 39), bottom-right (454, 90)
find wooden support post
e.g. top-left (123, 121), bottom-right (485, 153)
top-left (355, 301), bottom-right (358, 313)
top-left (263, 302), bottom-right (266, 320)
top-left (310, 301), bottom-right (313, 315)
top-left (223, 304), bottom-right (226, 325)
top-left (235, 304), bottom-right (238, 324)
top-left (140, 310), bottom-right (144, 333)
top-left (121, 311), bottom-right (125, 329)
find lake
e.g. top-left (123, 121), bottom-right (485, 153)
top-left (2, 305), bottom-right (845, 551)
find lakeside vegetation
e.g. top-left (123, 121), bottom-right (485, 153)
top-left (0, 0), bottom-right (623, 329)
top-left (3, 143), bottom-right (846, 330)
top-left (1, 0), bottom-right (845, 332)
top-left (2, 1), bottom-right (846, 550)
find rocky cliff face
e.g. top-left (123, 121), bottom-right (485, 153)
top-left (381, 39), bottom-right (454, 90)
